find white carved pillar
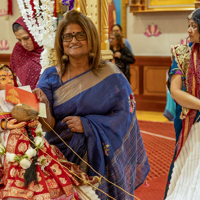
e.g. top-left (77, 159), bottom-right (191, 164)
top-left (75, 0), bottom-right (112, 60)
top-left (100, 0), bottom-right (112, 59)
top-left (85, 0), bottom-right (99, 32)
top-left (101, 0), bottom-right (109, 50)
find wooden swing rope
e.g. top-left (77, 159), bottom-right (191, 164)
top-left (41, 118), bottom-right (140, 200)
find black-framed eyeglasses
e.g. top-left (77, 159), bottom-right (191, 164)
top-left (61, 32), bottom-right (87, 42)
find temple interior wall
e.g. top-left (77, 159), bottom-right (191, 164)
top-left (0, 0), bottom-right (21, 54)
top-left (0, 1), bottom-right (191, 56)
top-left (126, 7), bottom-right (191, 56)
top-left (0, 1), bottom-right (194, 112)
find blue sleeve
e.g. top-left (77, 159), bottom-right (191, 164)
top-left (37, 69), bottom-right (54, 116)
top-left (124, 39), bottom-right (133, 54)
top-left (169, 58), bottom-right (183, 76)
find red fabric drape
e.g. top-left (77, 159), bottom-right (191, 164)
top-left (30, 0), bottom-right (35, 18)
top-left (10, 17), bottom-right (44, 90)
top-left (175, 43), bottom-right (200, 161)
top-left (54, 0), bottom-right (57, 17)
top-left (7, 0), bottom-right (12, 15)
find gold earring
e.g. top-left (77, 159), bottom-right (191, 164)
top-left (62, 53), bottom-right (69, 62)
top-left (89, 51), bottom-right (95, 58)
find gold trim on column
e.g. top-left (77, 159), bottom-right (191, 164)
top-left (80, 0), bottom-right (87, 15)
top-left (101, 0), bottom-right (109, 50)
top-left (121, 0), bottom-right (127, 38)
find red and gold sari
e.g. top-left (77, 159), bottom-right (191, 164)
top-left (0, 125), bottom-right (99, 200)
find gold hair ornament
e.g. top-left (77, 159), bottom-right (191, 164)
top-left (188, 7), bottom-right (200, 19)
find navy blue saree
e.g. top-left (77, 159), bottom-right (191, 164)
top-left (37, 62), bottom-right (150, 199)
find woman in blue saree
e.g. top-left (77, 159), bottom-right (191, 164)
top-left (34, 10), bottom-right (149, 199)
top-left (165, 8), bottom-right (200, 200)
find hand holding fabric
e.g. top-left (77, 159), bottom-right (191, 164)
top-left (32, 88), bottom-right (49, 106)
top-left (62, 116), bottom-right (84, 133)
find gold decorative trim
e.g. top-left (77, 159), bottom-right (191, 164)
top-left (171, 44), bottom-right (191, 76)
top-left (54, 63), bottom-right (121, 106)
top-left (121, 0), bottom-right (127, 38)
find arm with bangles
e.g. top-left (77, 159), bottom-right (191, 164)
top-left (170, 74), bottom-right (200, 110)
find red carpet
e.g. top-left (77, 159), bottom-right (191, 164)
top-left (135, 120), bottom-right (175, 200)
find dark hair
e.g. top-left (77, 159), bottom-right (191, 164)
top-left (13, 23), bottom-right (25, 33)
top-left (111, 24), bottom-right (122, 32)
top-left (110, 32), bottom-right (124, 49)
top-left (55, 10), bottom-right (103, 78)
top-left (24, 126), bottom-right (38, 187)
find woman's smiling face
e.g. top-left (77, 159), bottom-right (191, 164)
top-left (187, 19), bottom-right (200, 43)
top-left (62, 23), bottom-right (88, 59)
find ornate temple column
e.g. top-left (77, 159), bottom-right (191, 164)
top-left (76, 0), bottom-right (112, 60)
top-left (101, 0), bottom-right (109, 50)
top-left (79, 0), bottom-right (87, 16)
top-left (100, 0), bottom-right (112, 59)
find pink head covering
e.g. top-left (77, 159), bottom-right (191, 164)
top-left (9, 16), bottom-right (44, 90)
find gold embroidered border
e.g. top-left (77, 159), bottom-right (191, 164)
top-left (2, 187), bottom-right (31, 199)
top-left (54, 63), bottom-right (121, 106)
top-left (33, 193), bottom-right (51, 200)
top-left (49, 188), bottom-right (65, 198)
top-left (171, 44), bottom-right (191, 78)
top-left (62, 184), bottom-right (74, 197)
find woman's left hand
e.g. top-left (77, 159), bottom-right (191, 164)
top-left (114, 52), bottom-right (121, 58)
top-left (62, 116), bottom-right (84, 133)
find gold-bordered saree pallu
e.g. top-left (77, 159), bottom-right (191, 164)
top-left (37, 62), bottom-right (150, 200)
